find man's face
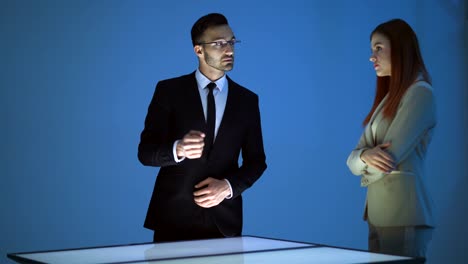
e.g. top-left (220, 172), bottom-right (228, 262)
top-left (197, 25), bottom-right (236, 72)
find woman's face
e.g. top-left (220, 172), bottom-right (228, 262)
top-left (370, 33), bottom-right (391, 77)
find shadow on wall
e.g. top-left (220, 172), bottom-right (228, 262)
top-left (428, 171), bottom-right (468, 263)
top-left (427, 2), bottom-right (468, 263)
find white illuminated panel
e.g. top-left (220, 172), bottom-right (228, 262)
top-left (142, 247), bottom-right (413, 264)
top-left (10, 236), bottom-right (314, 264)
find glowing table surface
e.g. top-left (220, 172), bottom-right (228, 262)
top-left (7, 236), bottom-right (422, 264)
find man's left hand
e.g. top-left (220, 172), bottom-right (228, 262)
top-left (193, 177), bottom-right (230, 208)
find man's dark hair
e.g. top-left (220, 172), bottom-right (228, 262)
top-left (191, 13), bottom-right (229, 46)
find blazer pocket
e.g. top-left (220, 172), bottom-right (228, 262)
top-left (367, 171), bottom-right (418, 225)
top-left (383, 170), bottom-right (415, 183)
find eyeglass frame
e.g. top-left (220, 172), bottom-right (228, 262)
top-left (197, 39), bottom-right (241, 49)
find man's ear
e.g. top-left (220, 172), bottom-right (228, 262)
top-left (194, 45), bottom-right (203, 56)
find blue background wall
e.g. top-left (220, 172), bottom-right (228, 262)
top-left (1, 0), bottom-right (467, 263)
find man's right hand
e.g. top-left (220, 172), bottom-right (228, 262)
top-left (176, 130), bottom-right (205, 159)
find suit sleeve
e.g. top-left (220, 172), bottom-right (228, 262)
top-left (225, 95), bottom-right (267, 199)
top-left (383, 84), bottom-right (436, 165)
top-left (138, 81), bottom-right (178, 167)
top-left (347, 130), bottom-right (371, 176)
top-left (346, 126), bottom-right (386, 186)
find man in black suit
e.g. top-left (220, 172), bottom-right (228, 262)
top-left (138, 13), bottom-right (267, 242)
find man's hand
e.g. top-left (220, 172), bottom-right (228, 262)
top-left (193, 177), bottom-right (230, 208)
top-left (176, 130), bottom-right (205, 159)
top-left (360, 142), bottom-right (395, 173)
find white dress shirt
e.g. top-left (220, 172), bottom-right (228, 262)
top-left (172, 69), bottom-right (232, 198)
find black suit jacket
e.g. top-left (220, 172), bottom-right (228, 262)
top-left (138, 72), bottom-right (267, 237)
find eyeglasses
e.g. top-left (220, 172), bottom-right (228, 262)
top-left (197, 39), bottom-right (241, 49)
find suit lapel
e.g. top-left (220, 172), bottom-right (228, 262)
top-left (185, 72), bottom-right (207, 128)
top-left (369, 95), bottom-right (387, 125)
top-left (361, 95), bottom-right (387, 147)
top-left (370, 95), bottom-right (390, 145)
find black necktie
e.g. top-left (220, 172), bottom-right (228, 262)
top-left (205, 82), bottom-right (216, 156)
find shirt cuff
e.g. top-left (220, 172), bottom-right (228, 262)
top-left (173, 140), bottom-right (185, 163)
top-left (224, 179), bottom-right (233, 199)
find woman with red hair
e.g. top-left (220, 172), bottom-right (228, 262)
top-left (347, 19), bottom-right (436, 259)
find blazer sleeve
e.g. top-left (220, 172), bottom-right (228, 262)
top-left (383, 83), bottom-right (436, 165)
top-left (225, 95), bottom-right (267, 199)
top-left (138, 81), bottom-right (178, 167)
top-left (347, 126), bottom-right (385, 186)
top-left (347, 129), bottom-right (371, 176)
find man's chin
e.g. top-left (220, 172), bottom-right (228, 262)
top-left (208, 63), bottom-right (233, 72)
top-left (222, 64), bottom-right (234, 71)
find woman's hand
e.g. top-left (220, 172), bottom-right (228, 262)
top-left (361, 142), bottom-right (396, 173)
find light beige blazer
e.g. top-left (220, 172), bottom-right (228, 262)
top-left (347, 80), bottom-right (436, 227)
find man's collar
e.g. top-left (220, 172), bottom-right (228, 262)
top-left (196, 69), bottom-right (227, 91)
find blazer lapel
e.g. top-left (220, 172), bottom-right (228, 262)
top-left (185, 72), bottom-right (207, 128)
top-left (361, 95), bottom-right (388, 147)
top-left (369, 95), bottom-right (388, 125)
top-left (371, 95), bottom-right (391, 145)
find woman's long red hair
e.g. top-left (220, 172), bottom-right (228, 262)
top-left (363, 19), bottom-right (431, 126)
